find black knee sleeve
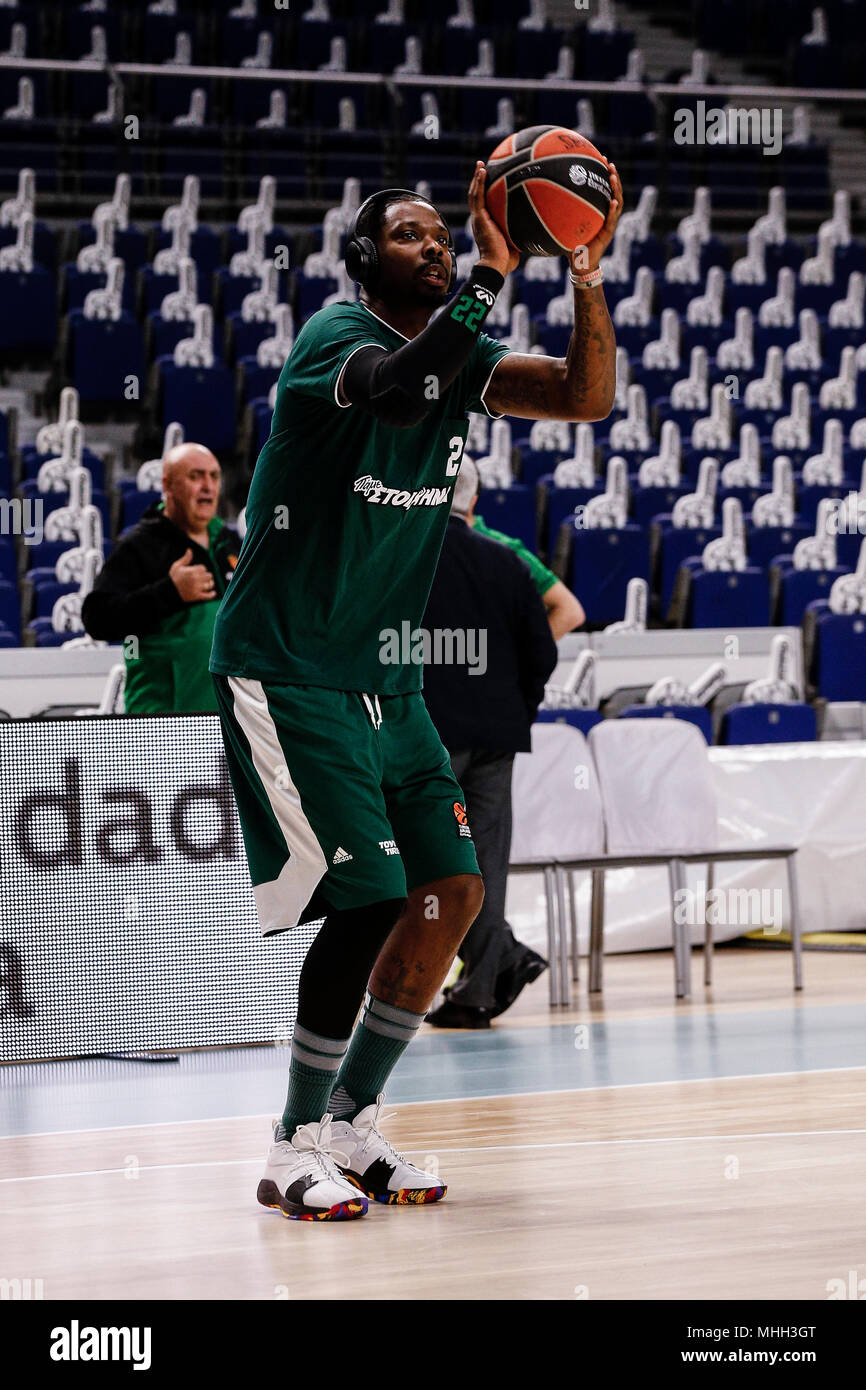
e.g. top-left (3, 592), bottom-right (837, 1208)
top-left (295, 897), bottom-right (406, 1039)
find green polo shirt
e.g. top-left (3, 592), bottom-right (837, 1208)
top-left (472, 514), bottom-right (558, 596)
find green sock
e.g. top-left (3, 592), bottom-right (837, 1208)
top-left (329, 990), bottom-right (425, 1119)
top-left (278, 1024), bottom-right (350, 1140)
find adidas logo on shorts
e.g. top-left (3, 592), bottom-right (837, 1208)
top-left (332, 846), bottom-right (353, 865)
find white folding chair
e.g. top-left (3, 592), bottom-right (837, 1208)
top-left (565, 718), bottom-right (803, 999)
top-left (510, 722), bottom-right (605, 1005)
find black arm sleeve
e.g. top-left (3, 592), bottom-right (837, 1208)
top-left (340, 265), bottom-right (505, 428)
top-left (81, 542), bottom-right (186, 643)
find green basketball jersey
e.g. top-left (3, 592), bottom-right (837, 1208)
top-left (210, 300), bottom-right (510, 694)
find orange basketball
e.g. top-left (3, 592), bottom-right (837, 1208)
top-left (484, 125), bottom-right (612, 257)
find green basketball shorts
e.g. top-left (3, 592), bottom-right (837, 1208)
top-left (212, 675), bottom-right (480, 935)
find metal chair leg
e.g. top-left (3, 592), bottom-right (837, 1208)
top-left (786, 852), bottom-right (804, 990)
top-left (555, 867), bottom-right (569, 1005)
top-left (544, 865), bottom-right (560, 1006)
top-left (568, 870), bottom-right (579, 983)
top-left (704, 858), bottom-right (715, 987)
top-left (589, 867), bottom-right (605, 993)
top-left (668, 857), bottom-right (691, 999)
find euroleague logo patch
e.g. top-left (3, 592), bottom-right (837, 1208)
top-left (453, 801), bottom-right (472, 838)
top-left (569, 163), bottom-right (588, 186)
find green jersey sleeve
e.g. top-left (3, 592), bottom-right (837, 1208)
top-left (283, 303), bottom-right (388, 408)
top-left (473, 515), bottom-right (559, 595)
top-left (464, 333), bottom-right (512, 418)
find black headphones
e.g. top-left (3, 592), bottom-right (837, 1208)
top-left (344, 187), bottom-right (458, 294)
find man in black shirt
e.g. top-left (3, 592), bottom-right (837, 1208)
top-left (423, 459), bottom-right (559, 1027)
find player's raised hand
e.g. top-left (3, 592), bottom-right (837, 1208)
top-left (468, 161), bottom-right (520, 278)
top-left (170, 548), bottom-right (217, 602)
top-left (581, 160), bottom-right (624, 271)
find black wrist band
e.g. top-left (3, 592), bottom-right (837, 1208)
top-left (468, 265), bottom-right (506, 295)
top-left (447, 264), bottom-right (505, 335)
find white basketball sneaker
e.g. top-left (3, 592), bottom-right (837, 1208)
top-left (330, 1095), bottom-right (447, 1206)
top-left (256, 1115), bottom-right (368, 1222)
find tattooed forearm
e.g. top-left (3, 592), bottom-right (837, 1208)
top-left (483, 288), bottom-right (617, 421)
top-left (563, 285), bottom-right (617, 419)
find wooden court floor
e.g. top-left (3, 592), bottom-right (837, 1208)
top-left (2, 948), bottom-right (865, 1301)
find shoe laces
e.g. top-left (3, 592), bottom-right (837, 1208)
top-left (287, 1115), bottom-right (351, 1174)
top-left (359, 1094), bottom-right (401, 1162)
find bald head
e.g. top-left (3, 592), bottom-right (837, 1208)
top-left (162, 443), bottom-right (221, 541)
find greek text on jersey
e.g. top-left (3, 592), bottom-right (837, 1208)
top-left (353, 475), bottom-right (451, 508)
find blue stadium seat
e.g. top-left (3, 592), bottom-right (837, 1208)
top-left (76, 223), bottom-right (148, 274)
top-left (540, 481), bottom-right (602, 553)
top-left (143, 7), bottom-right (187, 63)
top-left (476, 486), bottom-right (535, 552)
top-left (580, 28), bottom-right (634, 80)
top-left (17, 482), bottom-right (111, 534)
top-left (68, 311), bottom-right (144, 403)
top-left (0, 540), bottom-right (15, 583)
top-left (248, 397), bottom-right (274, 456)
top-left (0, 267), bottom-right (57, 350)
top-left (141, 266), bottom-right (214, 315)
top-left (297, 18), bottom-right (350, 71)
top-left (63, 264), bottom-right (136, 316)
top-left (607, 89), bottom-right (656, 139)
top-left (512, 271), bottom-right (566, 319)
top-left (295, 274), bottom-right (338, 321)
top-left (158, 359), bottom-right (237, 454)
top-left (748, 524), bottom-right (810, 570)
top-left (24, 539), bottom-right (82, 573)
top-left (147, 313), bottom-right (220, 363)
top-left (656, 522), bottom-right (723, 611)
top-left (689, 568), bottom-right (771, 627)
top-left (511, 29), bottom-right (562, 79)
top-left (535, 709), bottom-right (603, 736)
top-left (0, 220), bottom-right (56, 270)
top-left (224, 316), bottom-right (276, 365)
top-left (808, 604), bottom-right (866, 699)
top-left (32, 579), bottom-right (77, 619)
top-left (239, 360), bottom-right (281, 404)
top-left (632, 484), bottom-right (691, 527)
top-left (153, 226), bottom-right (222, 278)
top-left (119, 489), bottom-right (162, 529)
top-left (567, 525), bottom-right (651, 626)
top-left (517, 448), bottom-right (570, 489)
top-left (29, 621), bottom-right (81, 646)
top-left (215, 269), bottom-right (285, 319)
top-left (441, 26), bottom-right (498, 78)
top-left (0, 580), bottom-right (21, 639)
top-left (774, 564), bottom-right (850, 625)
top-left (20, 444), bottom-right (105, 491)
top-left (720, 702), bottom-right (817, 744)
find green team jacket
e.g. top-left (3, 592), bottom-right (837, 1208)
top-left (81, 501), bottom-right (241, 714)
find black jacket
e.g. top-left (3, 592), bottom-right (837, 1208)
top-left (82, 502), bottom-right (241, 714)
top-left (82, 502), bottom-right (240, 640)
top-left (421, 516), bottom-right (558, 753)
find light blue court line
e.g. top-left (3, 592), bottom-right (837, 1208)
top-left (1, 1003), bottom-right (865, 1139)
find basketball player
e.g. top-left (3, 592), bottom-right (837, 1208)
top-left (210, 159), bottom-right (623, 1220)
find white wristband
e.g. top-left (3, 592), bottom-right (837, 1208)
top-left (570, 267), bottom-right (603, 289)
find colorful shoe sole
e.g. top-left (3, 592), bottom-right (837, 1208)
top-left (343, 1173), bottom-right (447, 1205)
top-left (256, 1179), bottom-right (367, 1221)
